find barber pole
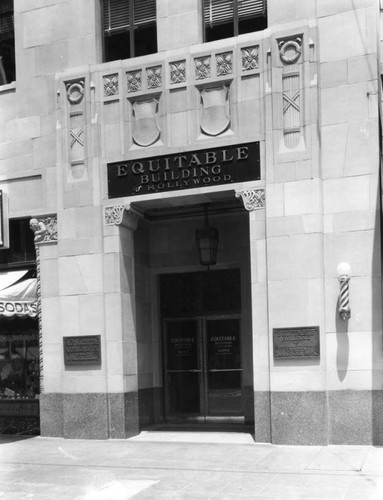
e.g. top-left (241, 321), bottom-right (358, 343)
top-left (338, 273), bottom-right (351, 320)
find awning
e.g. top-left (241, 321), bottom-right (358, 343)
top-left (0, 271), bottom-right (38, 319)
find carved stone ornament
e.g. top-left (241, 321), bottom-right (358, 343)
top-left (104, 205), bottom-right (141, 231)
top-left (170, 60), bottom-right (186, 84)
top-left (127, 70), bottom-right (142, 93)
top-left (200, 85), bottom-right (230, 136)
top-left (29, 216), bottom-right (58, 243)
top-left (65, 80), bottom-right (85, 104)
top-left (278, 37), bottom-right (303, 64)
top-left (70, 126), bottom-right (84, 149)
top-left (242, 46), bottom-right (259, 71)
top-left (147, 66), bottom-right (162, 89)
top-left (216, 52), bottom-right (233, 76)
top-left (235, 189), bottom-right (265, 211)
top-left (104, 205), bottom-right (126, 225)
top-left (103, 73), bottom-right (119, 97)
top-left (195, 56), bottom-right (211, 80)
top-left (132, 97), bottom-right (160, 147)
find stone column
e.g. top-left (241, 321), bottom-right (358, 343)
top-left (104, 204), bottom-right (141, 438)
top-left (236, 188), bottom-right (270, 442)
top-left (30, 215), bottom-right (60, 436)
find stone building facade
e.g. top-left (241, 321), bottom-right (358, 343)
top-left (0, 0), bottom-right (382, 444)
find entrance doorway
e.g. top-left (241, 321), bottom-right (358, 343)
top-left (160, 269), bottom-right (243, 421)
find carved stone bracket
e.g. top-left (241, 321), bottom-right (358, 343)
top-left (235, 188), bottom-right (265, 211)
top-left (29, 215), bottom-right (58, 244)
top-left (104, 204), bottom-right (142, 231)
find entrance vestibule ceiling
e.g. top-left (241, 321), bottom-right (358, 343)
top-left (130, 188), bottom-right (246, 221)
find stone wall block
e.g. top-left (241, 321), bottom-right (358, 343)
top-left (78, 294), bottom-right (104, 335)
top-left (323, 176), bottom-right (370, 214)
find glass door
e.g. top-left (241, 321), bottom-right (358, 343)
top-left (205, 317), bottom-right (242, 415)
top-left (163, 315), bottom-right (242, 419)
top-left (164, 319), bottom-right (202, 416)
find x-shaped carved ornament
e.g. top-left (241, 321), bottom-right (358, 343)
top-left (283, 91), bottom-right (300, 113)
top-left (70, 128), bottom-right (84, 148)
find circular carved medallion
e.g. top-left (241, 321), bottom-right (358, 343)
top-left (279, 39), bottom-right (302, 64)
top-left (66, 81), bottom-right (85, 104)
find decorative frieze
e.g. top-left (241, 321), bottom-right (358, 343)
top-left (235, 188), bottom-right (265, 211)
top-left (216, 52), bottom-right (233, 76)
top-left (147, 66), bottom-right (162, 89)
top-left (195, 56), bottom-right (211, 80)
top-left (241, 46), bottom-right (259, 71)
top-left (103, 73), bottom-right (119, 97)
top-left (127, 70), bottom-right (142, 93)
top-left (170, 60), bottom-right (186, 85)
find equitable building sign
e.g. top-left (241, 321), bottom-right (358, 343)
top-left (107, 142), bottom-right (260, 198)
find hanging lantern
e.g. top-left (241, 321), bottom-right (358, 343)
top-left (195, 205), bottom-right (219, 269)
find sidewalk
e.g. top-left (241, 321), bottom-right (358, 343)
top-left (1, 431), bottom-right (383, 499)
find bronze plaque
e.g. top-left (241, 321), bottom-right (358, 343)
top-left (63, 335), bottom-right (101, 365)
top-left (273, 327), bottom-right (320, 360)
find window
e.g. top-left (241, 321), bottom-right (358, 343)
top-left (0, 219), bottom-right (36, 268)
top-left (0, 0), bottom-right (15, 84)
top-left (103, 0), bottom-right (157, 62)
top-left (204, 0), bottom-right (267, 42)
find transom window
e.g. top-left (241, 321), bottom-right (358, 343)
top-left (203, 0), bottom-right (267, 42)
top-left (103, 0), bottom-right (157, 62)
top-left (0, 0), bottom-right (15, 84)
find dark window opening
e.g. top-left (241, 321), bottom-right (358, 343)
top-left (204, 0), bottom-right (267, 43)
top-left (0, 219), bottom-right (36, 268)
top-left (0, 0), bottom-right (15, 84)
top-left (103, 0), bottom-right (157, 62)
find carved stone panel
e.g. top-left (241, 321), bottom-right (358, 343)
top-left (127, 70), bottom-right (142, 93)
top-left (170, 60), bottom-right (186, 85)
top-left (147, 66), bottom-right (162, 89)
top-left (65, 78), bottom-right (87, 181)
top-left (278, 36), bottom-right (304, 152)
top-left (241, 46), bottom-right (259, 71)
top-left (195, 56), bottom-right (211, 80)
top-left (216, 52), bottom-right (233, 76)
top-left (103, 73), bottom-right (119, 98)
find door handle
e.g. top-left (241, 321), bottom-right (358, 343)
top-left (208, 369), bottom-right (243, 372)
top-left (166, 369), bottom-right (202, 373)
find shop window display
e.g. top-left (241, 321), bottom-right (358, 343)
top-left (0, 328), bottom-right (39, 400)
top-left (0, 321), bottom-right (40, 435)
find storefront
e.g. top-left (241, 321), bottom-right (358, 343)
top-left (0, 271), bottom-right (40, 435)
